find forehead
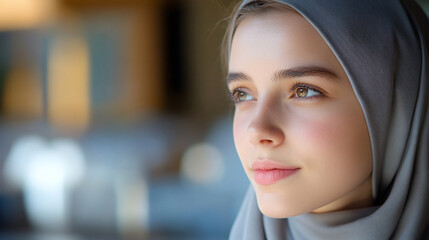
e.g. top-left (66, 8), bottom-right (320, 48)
top-left (229, 10), bottom-right (342, 74)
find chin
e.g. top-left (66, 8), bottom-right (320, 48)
top-left (255, 192), bottom-right (308, 218)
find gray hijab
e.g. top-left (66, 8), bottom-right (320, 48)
top-left (228, 0), bottom-right (429, 239)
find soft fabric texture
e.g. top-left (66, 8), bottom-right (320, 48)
top-left (228, 0), bottom-right (429, 239)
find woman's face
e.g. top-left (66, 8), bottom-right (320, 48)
top-left (228, 9), bottom-right (373, 218)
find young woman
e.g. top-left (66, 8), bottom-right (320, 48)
top-left (225, 0), bottom-right (429, 239)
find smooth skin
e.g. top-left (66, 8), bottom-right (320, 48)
top-left (228, 9), bottom-right (374, 218)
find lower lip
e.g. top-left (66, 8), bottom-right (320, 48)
top-left (253, 169), bottom-right (300, 185)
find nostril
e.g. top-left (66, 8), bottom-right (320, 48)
top-left (260, 139), bottom-right (273, 144)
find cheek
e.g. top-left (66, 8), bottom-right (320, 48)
top-left (290, 104), bottom-right (372, 172)
top-left (292, 112), bottom-right (353, 148)
top-left (233, 112), bottom-right (250, 159)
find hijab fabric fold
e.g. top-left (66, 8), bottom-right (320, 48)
top-left (229, 0), bottom-right (429, 239)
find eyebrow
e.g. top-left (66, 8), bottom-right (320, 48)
top-left (226, 66), bottom-right (339, 84)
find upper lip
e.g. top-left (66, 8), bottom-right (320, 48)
top-left (251, 159), bottom-right (299, 170)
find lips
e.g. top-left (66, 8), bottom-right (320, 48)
top-left (252, 160), bottom-right (300, 185)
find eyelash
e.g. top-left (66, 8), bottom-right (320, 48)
top-left (228, 82), bottom-right (325, 104)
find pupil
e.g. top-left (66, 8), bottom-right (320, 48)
top-left (236, 92), bottom-right (245, 101)
top-left (239, 92), bottom-right (245, 100)
top-left (297, 88), bottom-right (308, 97)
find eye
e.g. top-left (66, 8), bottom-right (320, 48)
top-left (292, 84), bottom-right (323, 99)
top-left (230, 88), bottom-right (255, 103)
top-left (295, 87), bottom-right (320, 98)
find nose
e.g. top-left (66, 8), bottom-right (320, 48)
top-left (247, 107), bottom-right (285, 148)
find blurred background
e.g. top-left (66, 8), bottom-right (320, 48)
top-left (0, 0), bottom-right (250, 239)
top-left (0, 0), bottom-right (428, 240)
